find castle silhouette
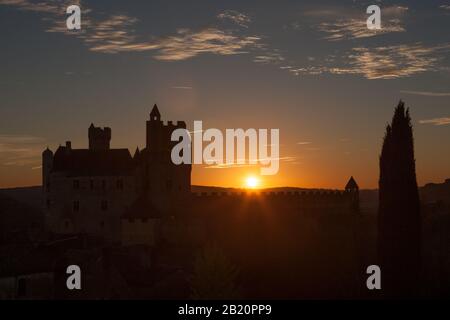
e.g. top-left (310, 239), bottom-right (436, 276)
top-left (42, 104), bottom-right (359, 245)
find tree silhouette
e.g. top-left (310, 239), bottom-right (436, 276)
top-left (190, 243), bottom-right (241, 299)
top-left (378, 100), bottom-right (421, 298)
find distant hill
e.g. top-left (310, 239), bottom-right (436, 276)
top-left (0, 186), bottom-right (42, 209)
top-left (1, 179), bottom-right (449, 215)
top-left (192, 185), bottom-right (318, 193)
top-left (0, 191), bottom-right (44, 243)
top-left (421, 179), bottom-right (450, 205)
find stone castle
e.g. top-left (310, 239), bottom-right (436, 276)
top-left (42, 104), bottom-right (359, 245)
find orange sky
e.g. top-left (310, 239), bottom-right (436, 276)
top-left (1, 1), bottom-right (450, 190)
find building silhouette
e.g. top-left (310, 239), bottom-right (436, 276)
top-left (42, 104), bottom-right (359, 245)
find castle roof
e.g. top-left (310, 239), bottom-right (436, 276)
top-left (345, 176), bottom-right (358, 190)
top-left (52, 146), bottom-right (134, 176)
top-left (150, 104), bottom-right (161, 118)
top-left (121, 196), bottom-right (162, 219)
top-left (42, 147), bottom-right (53, 156)
top-left (133, 146), bottom-right (140, 158)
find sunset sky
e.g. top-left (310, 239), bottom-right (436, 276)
top-left (0, 0), bottom-right (449, 189)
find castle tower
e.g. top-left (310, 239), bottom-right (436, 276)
top-left (146, 104), bottom-right (163, 151)
top-left (89, 123), bottom-right (111, 150)
top-left (144, 104), bottom-right (191, 211)
top-left (42, 147), bottom-right (53, 192)
top-left (150, 103), bottom-right (161, 121)
top-left (345, 176), bottom-right (359, 212)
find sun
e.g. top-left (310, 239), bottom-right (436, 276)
top-left (245, 176), bottom-right (260, 189)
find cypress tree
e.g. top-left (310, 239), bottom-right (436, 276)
top-left (378, 100), bottom-right (421, 298)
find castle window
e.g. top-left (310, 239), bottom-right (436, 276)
top-left (73, 200), bottom-right (80, 212)
top-left (117, 179), bottom-right (123, 190)
top-left (73, 179), bottom-right (80, 190)
top-left (90, 179), bottom-right (94, 190)
top-left (101, 200), bottom-right (108, 211)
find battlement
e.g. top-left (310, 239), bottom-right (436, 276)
top-left (184, 189), bottom-right (359, 215)
top-left (192, 190), bottom-right (355, 201)
top-left (165, 120), bottom-right (187, 129)
top-left (88, 124), bottom-right (111, 150)
top-left (192, 190), bottom-right (358, 206)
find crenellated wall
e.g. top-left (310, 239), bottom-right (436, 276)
top-left (190, 190), bottom-right (356, 207)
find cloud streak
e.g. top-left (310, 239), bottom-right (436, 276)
top-left (172, 86), bottom-right (193, 90)
top-left (314, 5), bottom-right (407, 41)
top-left (204, 156), bottom-right (297, 169)
top-left (287, 43), bottom-right (450, 79)
top-left (347, 44), bottom-right (450, 79)
top-left (150, 28), bottom-right (260, 61)
top-left (217, 10), bottom-right (251, 28)
top-left (2, 1), bottom-right (449, 80)
top-left (1, 1), bottom-right (262, 61)
top-left (318, 18), bottom-right (405, 41)
top-left (0, 135), bottom-right (46, 167)
top-left (419, 117), bottom-right (450, 126)
top-left (400, 90), bottom-right (450, 97)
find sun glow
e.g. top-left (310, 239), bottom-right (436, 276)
top-left (245, 176), bottom-right (260, 189)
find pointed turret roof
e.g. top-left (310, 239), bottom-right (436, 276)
top-left (133, 146), bottom-right (140, 158)
top-left (150, 104), bottom-right (161, 119)
top-left (43, 146), bottom-right (53, 156)
top-left (345, 176), bottom-right (358, 190)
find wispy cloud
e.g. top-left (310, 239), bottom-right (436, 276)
top-left (66, 17), bottom-right (261, 60)
top-left (150, 28), bottom-right (260, 61)
top-left (400, 90), bottom-right (450, 97)
top-left (204, 156), bottom-right (296, 169)
top-left (303, 7), bottom-right (345, 18)
top-left (217, 10), bottom-right (251, 28)
top-left (347, 43), bottom-right (450, 79)
top-left (0, 0), bottom-right (91, 34)
top-left (172, 86), bottom-right (193, 90)
top-left (419, 117), bottom-right (450, 126)
top-left (282, 42), bottom-right (450, 79)
top-left (283, 6), bottom-right (450, 80)
top-left (0, 1), bottom-right (262, 61)
top-left (0, 0), bottom-right (67, 14)
top-left (297, 141), bottom-right (312, 145)
top-left (253, 51), bottom-right (285, 64)
top-left (77, 19), bottom-right (261, 60)
top-left (440, 5), bottom-right (450, 10)
top-left (313, 5), bottom-right (407, 41)
top-left (318, 18), bottom-right (405, 41)
top-left (3, 2), bottom-right (448, 81)
top-left (0, 135), bottom-right (44, 144)
top-left (0, 135), bottom-right (46, 167)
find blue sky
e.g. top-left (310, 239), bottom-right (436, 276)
top-left (0, 0), bottom-right (449, 188)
